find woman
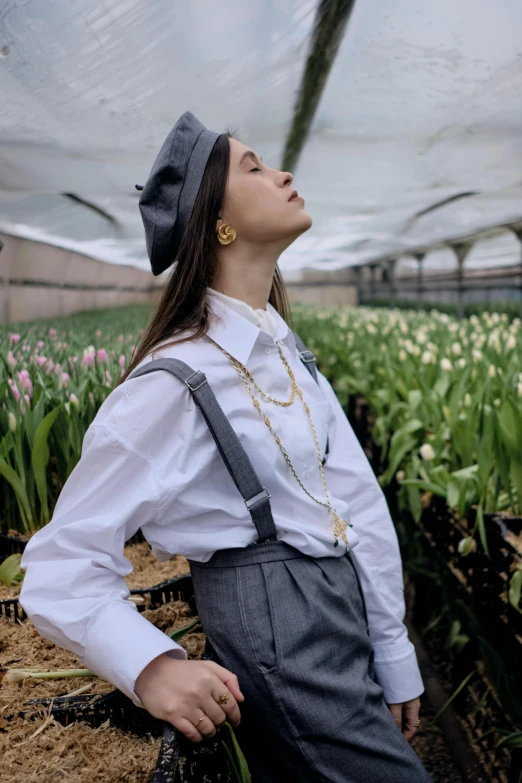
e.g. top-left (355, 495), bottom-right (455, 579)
top-left (20, 111), bottom-right (432, 782)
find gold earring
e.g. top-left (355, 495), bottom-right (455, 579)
top-left (217, 223), bottom-right (237, 245)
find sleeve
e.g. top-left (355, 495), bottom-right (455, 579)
top-left (316, 370), bottom-right (425, 704)
top-left (18, 421), bottom-right (187, 709)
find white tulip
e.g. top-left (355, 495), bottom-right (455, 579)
top-left (488, 365), bottom-right (496, 378)
top-left (396, 470), bottom-right (405, 482)
top-left (457, 536), bottom-right (477, 555)
top-left (420, 444), bottom-right (435, 461)
top-left (421, 351), bottom-right (433, 365)
top-left (451, 342), bottom-right (462, 356)
top-left (440, 358), bottom-right (453, 371)
top-left (8, 411), bottom-right (16, 433)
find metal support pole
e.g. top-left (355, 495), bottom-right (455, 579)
top-left (449, 242), bottom-right (473, 319)
top-left (353, 265), bottom-right (362, 306)
top-left (369, 264), bottom-right (377, 301)
top-left (510, 228), bottom-right (522, 319)
top-left (388, 258), bottom-right (397, 306)
top-left (414, 252), bottom-right (426, 310)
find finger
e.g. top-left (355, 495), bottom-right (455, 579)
top-left (200, 696), bottom-right (228, 729)
top-left (387, 703), bottom-right (403, 731)
top-left (211, 683), bottom-right (242, 725)
top-left (169, 716), bottom-right (204, 744)
top-left (402, 702), bottom-right (420, 741)
top-left (203, 661), bottom-right (245, 702)
top-left (191, 711), bottom-right (217, 739)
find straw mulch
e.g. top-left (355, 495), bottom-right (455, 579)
top-left (0, 537), bottom-right (205, 783)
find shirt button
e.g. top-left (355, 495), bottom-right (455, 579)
top-left (264, 347), bottom-right (272, 354)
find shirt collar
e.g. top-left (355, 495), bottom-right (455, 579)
top-left (205, 289), bottom-right (298, 366)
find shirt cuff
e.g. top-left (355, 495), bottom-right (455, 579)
top-left (372, 639), bottom-right (425, 704)
top-left (82, 600), bottom-right (188, 709)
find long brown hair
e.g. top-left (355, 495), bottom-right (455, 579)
top-left (118, 130), bottom-right (294, 386)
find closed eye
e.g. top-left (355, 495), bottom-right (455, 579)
top-left (250, 167), bottom-right (261, 172)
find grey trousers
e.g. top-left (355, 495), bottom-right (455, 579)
top-left (189, 540), bottom-right (433, 783)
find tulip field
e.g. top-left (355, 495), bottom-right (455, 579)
top-left (1, 302), bottom-right (522, 781)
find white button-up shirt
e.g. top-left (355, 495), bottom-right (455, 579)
top-left (19, 290), bottom-right (424, 709)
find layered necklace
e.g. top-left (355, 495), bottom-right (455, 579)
top-left (208, 336), bottom-right (352, 552)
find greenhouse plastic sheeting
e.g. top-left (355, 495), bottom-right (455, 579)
top-left (1, 0), bottom-right (521, 274)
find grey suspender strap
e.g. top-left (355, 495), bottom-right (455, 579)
top-left (127, 332), bottom-right (329, 545)
top-left (292, 331), bottom-right (329, 464)
top-left (128, 356), bottom-right (278, 544)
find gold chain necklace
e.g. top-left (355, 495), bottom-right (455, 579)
top-left (207, 337), bottom-right (352, 551)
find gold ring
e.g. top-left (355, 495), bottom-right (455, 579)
top-left (217, 692), bottom-right (231, 705)
top-left (192, 714), bottom-right (208, 728)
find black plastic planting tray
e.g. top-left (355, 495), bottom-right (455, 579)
top-left (0, 529), bottom-right (197, 623)
top-left (3, 548), bottom-right (235, 782)
top-left (0, 571), bottom-right (196, 623)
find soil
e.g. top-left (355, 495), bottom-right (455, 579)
top-left (0, 714), bottom-right (162, 783)
top-left (0, 538), bottom-right (191, 600)
top-left (0, 589), bottom-right (205, 783)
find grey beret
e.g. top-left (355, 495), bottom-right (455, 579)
top-left (135, 111), bottom-right (221, 276)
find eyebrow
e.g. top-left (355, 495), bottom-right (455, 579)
top-left (239, 150), bottom-right (264, 166)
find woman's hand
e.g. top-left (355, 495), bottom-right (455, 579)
top-left (387, 697), bottom-right (421, 742)
top-left (134, 653), bottom-right (245, 743)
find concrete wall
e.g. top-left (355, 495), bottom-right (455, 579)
top-left (0, 233), bottom-right (163, 324)
top-left (286, 268), bottom-right (358, 307)
top-left (0, 233), bottom-right (360, 323)
top-left (286, 284), bottom-right (357, 306)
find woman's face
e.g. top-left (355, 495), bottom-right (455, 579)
top-left (217, 137), bottom-right (312, 247)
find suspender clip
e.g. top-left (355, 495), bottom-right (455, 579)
top-left (244, 487), bottom-right (272, 509)
top-left (184, 370), bottom-right (208, 391)
top-left (299, 349), bottom-right (316, 363)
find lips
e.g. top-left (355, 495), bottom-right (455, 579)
top-left (288, 190), bottom-right (299, 201)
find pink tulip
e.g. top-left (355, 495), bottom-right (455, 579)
top-left (36, 340), bottom-right (44, 349)
top-left (81, 353), bottom-right (95, 367)
top-left (96, 348), bottom-right (108, 363)
top-left (69, 393), bottom-right (80, 408)
top-left (95, 329), bottom-right (102, 337)
top-left (59, 372), bottom-right (69, 389)
top-left (17, 370), bottom-right (33, 398)
top-left (119, 354), bottom-right (126, 368)
top-left (8, 379), bottom-right (20, 401)
top-left (7, 350), bottom-right (17, 370)
top-left (36, 355), bottom-right (47, 367)
top-left (117, 334), bottom-right (124, 343)
top-left (49, 328), bottom-right (57, 338)
top-left (54, 362), bottom-right (61, 375)
top-left (9, 333), bottom-right (20, 345)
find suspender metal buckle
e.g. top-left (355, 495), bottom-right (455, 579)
top-left (299, 349), bottom-right (316, 363)
top-left (244, 487), bottom-right (272, 509)
top-left (184, 370), bottom-right (208, 391)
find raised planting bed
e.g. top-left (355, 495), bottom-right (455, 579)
top-left (344, 394), bottom-right (384, 474)
top-left (419, 494), bottom-right (522, 648)
top-left (0, 531), bottom-right (194, 622)
top-left (405, 494), bottom-right (522, 783)
top-left (1, 568), bottom-right (243, 782)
